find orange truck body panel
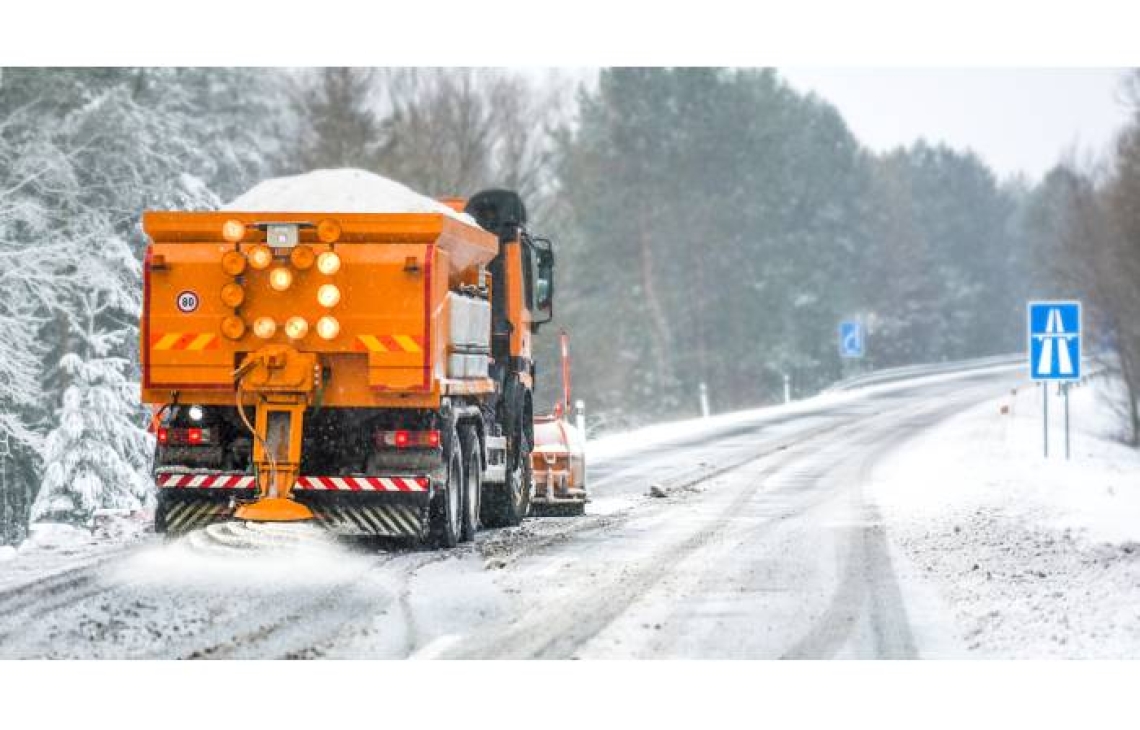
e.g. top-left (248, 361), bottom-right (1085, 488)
top-left (140, 211), bottom-right (498, 410)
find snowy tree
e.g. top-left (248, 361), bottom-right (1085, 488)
top-left (1, 68), bottom-right (288, 542)
top-left (289, 68), bottom-right (383, 172)
top-left (376, 68), bottom-right (571, 215)
top-left (30, 353), bottom-right (152, 525)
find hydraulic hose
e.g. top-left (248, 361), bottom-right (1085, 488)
top-left (233, 366), bottom-right (278, 500)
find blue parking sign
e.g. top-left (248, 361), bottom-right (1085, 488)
top-left (839, 321), bottom-right (864, 358)
top-left (1028, 301), bottom-right (1081, 381)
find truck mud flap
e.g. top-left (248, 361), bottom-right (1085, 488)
top-left (293, 476), bottom-right (430, 539)
top-left (297, 494), bottom-right (428, 538)
top-left (155, 473), bottom-right (430, 538)
top-left (157, 490), bottom-right (253, 535)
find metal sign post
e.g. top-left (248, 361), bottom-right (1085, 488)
top-left (1063, 383), bottom-right (1071, 460)
top-left (1028, 301), bottom-right (1081, 460)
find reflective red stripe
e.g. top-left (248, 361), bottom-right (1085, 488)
top-left (142, 247), bottom-right (152, 389)
top-left (286, 476), bottom-right (430, 492)
top-left (157, 474), bottom-right (255, 489)
top-left (422, 243), bottom-right (433, 390)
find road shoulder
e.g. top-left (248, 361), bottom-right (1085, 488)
top-left (869, 376), bottom-right (1140, 658)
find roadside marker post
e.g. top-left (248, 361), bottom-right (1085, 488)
top-left (1028, 301), bottom-right (1081, 460)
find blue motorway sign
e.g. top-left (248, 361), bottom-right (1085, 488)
top-left (839, 321), bottom-right (864, 358)
top-left (1028, 301), bottom-right (1081, 381)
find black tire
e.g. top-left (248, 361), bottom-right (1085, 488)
top-left (154, 491), bottom-right (170, 535)
top-left (459, 425), bottom-right (481, 542)
top-left (480, 433), bottom-right (532, 528)
top-left (429, 424), bottom-right (463, 548)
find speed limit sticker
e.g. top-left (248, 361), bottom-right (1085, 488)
top-left (176, 291), bottom-right (199, 313)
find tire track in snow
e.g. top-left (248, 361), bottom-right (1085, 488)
top-left (780, 384), bottom-right (1006, 659)
top-left (446, 421), bottom-right (853, 658)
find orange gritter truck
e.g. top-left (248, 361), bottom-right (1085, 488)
top-left (140, 189), bottom-right (554, 546)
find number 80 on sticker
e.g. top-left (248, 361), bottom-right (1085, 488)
top-left (176, 291), bottom-right (199, 313)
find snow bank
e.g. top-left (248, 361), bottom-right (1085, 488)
top-left (875, 375), bottom-right (1140, 546)
top-left (223, 168), bottom-right (476, 225)
top-left (20, 522), bottom-right (93, 551)
top-left (587, 361), bottom-right (1022, 463)
top-left (871, 374), bottom-right (1140, 657)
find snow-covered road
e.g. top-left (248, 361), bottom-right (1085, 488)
top-left (8, 361), bottom-right (1136, 659)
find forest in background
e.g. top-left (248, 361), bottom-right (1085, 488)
top-left (0, 67), bottom-right (1137, 543)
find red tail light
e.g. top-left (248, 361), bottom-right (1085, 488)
top-left (375, 429), bottom-right (441, 449)
top-left (158, 427), bottom-right (213, 446)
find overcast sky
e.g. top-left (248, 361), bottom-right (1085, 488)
top-left (780, 68), bottom-right (1135, 181)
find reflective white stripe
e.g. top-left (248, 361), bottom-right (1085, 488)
top-left (157, 474), bottom-right (257, 489)
top-left (289, 476), bottom-right (429, 491)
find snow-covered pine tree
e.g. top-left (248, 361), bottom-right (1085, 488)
top-left (31, 351), bottom-right (152, 526)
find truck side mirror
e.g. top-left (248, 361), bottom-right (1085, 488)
top-left (532, 238), bottom-right (554, 328)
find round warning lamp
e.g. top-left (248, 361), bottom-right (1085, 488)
top-left (316, 316), bottom-right (340, 340)
top-left (221, 315), bottom-right (246, 340)
top-left (285, 316), bottom-right (309, 340)
top-left (317, 219), bottom-right (342, 244)
top-left (220, 282), bottom-right (245, 308)
top-left (317, 251), bottom-right (341, 276)
top-left (269, 267), bottom-right (294, 292)
top-left (317, 284), bottom-right (341, 308)
top-left (248, 244), bottom-right (273, 270)
top-left (252, 317), bottom-right (276, 339)
top-left (221, 250), bottom-right (247, 276)
top-left (222, 219), bottom-right (246, 243)
top-left (290, 244), bottom-right (316, 271)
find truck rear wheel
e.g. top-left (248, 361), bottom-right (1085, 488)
top-left (460, 425), bottom-right (481, 542)
top-left (480, 436), bottom-right (532, 528)
top-left (429, 425), bottom-right (463, 548)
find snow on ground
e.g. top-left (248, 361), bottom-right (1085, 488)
top-left (222, 168), bottom-right (476, 225)
top-left (0, 519), bottom-right (149, 593)
top-left (871, 373), bottom-right (1140, 658)
top-left (587, 362), bottom-right (1023, 462)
